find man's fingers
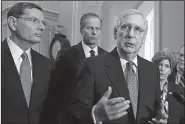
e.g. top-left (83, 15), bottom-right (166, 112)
top-left (99, 86), bottom-right (112, 102)
top-left (151, 118), bottom-right (162, 124)
top-left (107, 98), bottom-right (129, 105)
top-left (109, 111), bottom-right (128, 120)
top-left (148, 121), bottom-right (154, 124)
top-left (159, 119), bottom-right (167, 124)
top-left (108, 103), bottom-right (130, 116)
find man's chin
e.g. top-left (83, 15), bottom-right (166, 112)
top-left (30, 40), bottom-right (41, 44)
top-left (123, 48), bottom-right (135, 54)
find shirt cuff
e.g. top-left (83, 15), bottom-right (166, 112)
top-left (91, 105), bottom-right (102, 124)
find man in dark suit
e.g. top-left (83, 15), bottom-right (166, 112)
top-left (168, 45), bottom-right (184, 88)
top-left (67, 9), bottom-right (161, 124)
top-left (1, 2), bottom-right (52, 124)
top-left (42, 13), bottom-right (107, 124)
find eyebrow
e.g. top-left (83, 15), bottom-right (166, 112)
top-left (121, 23), bottom-right (145, 30)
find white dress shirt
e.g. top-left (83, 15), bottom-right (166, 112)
top-left (82, 41), bottom-right (98, 58)
top-left (7, 37), bottom-right (33, 82)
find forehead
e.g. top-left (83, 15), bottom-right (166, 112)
top-left (121, 14), bottom-right (145, 28)
top-left (21, 8), bottom-right (44, 19)
top-left (84, 17), bottom-right (101, 26)
top-left (160, 59), bottom-right (170, 65)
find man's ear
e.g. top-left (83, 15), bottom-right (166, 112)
top-left (142, 32), bottom-right (147, 44)
top-left (114, 28), bottom-right (117, 40)
top-left (80, 28), bottom-right (83, 35)
top-left (7, 16), bottom-right (17, 31)
top-left (114, 33), bottom-right (117, 40)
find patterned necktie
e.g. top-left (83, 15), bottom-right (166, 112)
top-left (90, 50), bottom-right (95, 57)
top-left (126, 61), bottom-right (138, 118)
top-left (179, 75), bottom-right (185, 87)
top-left (20, 52), bottom-right (32, 107)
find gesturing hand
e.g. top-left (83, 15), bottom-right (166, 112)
top-left (94, 86), bottom-right (130, 122)
top-left (148, 118), bottom-right (167, 124)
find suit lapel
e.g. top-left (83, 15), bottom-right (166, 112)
top-left (105, 48), bottom-right (130, 99)
top-left (98, 47), bottom-right (106, 55)
top-left (136, 56), bottom-right (153, 122)
top-left (104, 49), bottom-right (136, 122)
top-left (2, 40), bottom-right (28, 109)
top-left (76, 42), bottom-right (86, 64)
top-left (29, 50), bottom-right (46, 110)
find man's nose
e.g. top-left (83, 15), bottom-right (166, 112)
top-left (37, 22), bottom-right (45, 31)
top-left (92, 28), bottom-right (97, 35)
top-left (127, 28), bottom-right (135, 38)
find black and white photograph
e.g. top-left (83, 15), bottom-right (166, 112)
top-left (1, 1), bottom-right (184, 124)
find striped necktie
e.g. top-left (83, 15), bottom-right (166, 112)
top-left (90, 50), bottom-right (95, 57)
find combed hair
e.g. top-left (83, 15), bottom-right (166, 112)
top-left (80, 13), bottom-right (102, 30)
top-left (152, 48), bottom-right (177, 69)
top-left (7, 2), bottom-right (43, 18)
top-left (114, 9), bottom-right (148, 37)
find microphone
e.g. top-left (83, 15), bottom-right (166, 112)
top-left (173, 92), bottom-right (185, 105)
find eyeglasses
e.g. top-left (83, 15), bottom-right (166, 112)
top-left (119, 24), bottom-right (145, 35)
top-left (178, 52), bottom-right (185, 58)
top-left (16, 17), bottom-right (47, 26)
top-left (85, 26), bottom-right (101, 32)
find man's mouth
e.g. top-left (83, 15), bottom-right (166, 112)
top-left (125, 42), bottom-right (134, 47)
top-left (90, 37), bottom-right (98, 40)
top-left (35, 34), bottom-right (42, 37)
top-left (160, 73), bottom-right (166, 76)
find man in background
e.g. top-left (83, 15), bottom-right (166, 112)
top-left (43, 13), bottom-right (108, 124)
top-left (2, 2), bottom-right (52, 124)
top-left (168, 45), bottom-right (184, 88)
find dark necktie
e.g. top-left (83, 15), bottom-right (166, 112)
top-left (179, 75), bottom-right (185, 87)
top-left (126, 61), bottom-right (138, 118)
top-left (20, 52), bottom-right (32, 107)
top-left (90, 50), bottom-right (95, 57)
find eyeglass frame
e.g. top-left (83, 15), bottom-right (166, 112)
top-left (118, 23), bottom-right (145, 35)
top-left (16, 16), bottom-right (47, 26)
top-left (177, 52), bottom-right (185, 59)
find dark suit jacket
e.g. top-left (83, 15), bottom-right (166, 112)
top-left (42, 41), bottom-right (108, 124)
top-left (167, 81), bottom-right (184, 124)
top-left (1, 39), bottom-right (53, 124)
top-left (168, 67), bottom-right (185, 87)
top-left (66, 48), bottom-right (161, 124)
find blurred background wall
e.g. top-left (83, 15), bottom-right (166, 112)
top-left (1, 1), bottom-right (184, 60)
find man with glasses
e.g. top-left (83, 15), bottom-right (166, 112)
top-left (168, 45), bottom-right (185, 88)
top-left (2, 2), bottom-right (52, 124)
top-left (43, 13), bottom-right (107, 124)
top-left (66, 9), bottom-right (161, 124)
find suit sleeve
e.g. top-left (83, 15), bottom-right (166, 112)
top-left (39, 50), bottom-right (69, 124)
top-left (154, 67), bottom-right (161, 117)
top-left (67, 59), bottom-right (95, 124)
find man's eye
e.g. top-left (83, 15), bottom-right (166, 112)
top-left (121, 25), bottom-right (129, 30)
top-left (96, 27), bottom-right (101, 30)
top-left (32, 18), bottom-right (39, 23)
top-left (42, 21), bottom-right (47, 26)
top-left (86, 27), bottom-right (91, 29)
top-left (135, 27), bottom-right (144, 32)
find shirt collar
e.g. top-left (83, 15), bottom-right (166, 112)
top-left (117, 48), bottom-right (138, 72)
top-left (82, 41), bottom-right (98, 57)
top-left (7, 37), bottom-right (32, 61)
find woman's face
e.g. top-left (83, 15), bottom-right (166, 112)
top-left (158, 59), bottom-right (172, 81)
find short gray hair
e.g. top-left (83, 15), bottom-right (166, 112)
top-left (114, 9), bottom-right (148, 37)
